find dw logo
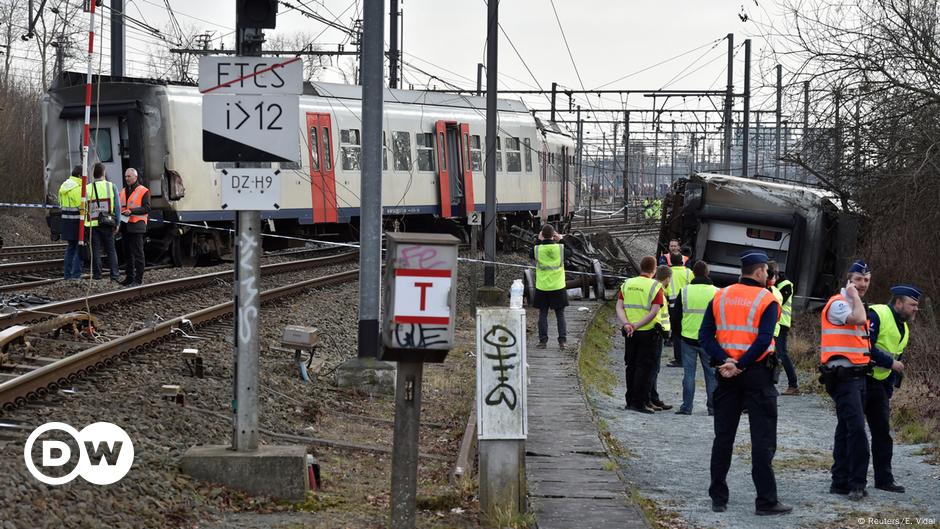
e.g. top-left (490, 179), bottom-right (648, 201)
top-left (23, 422), bottom-right (134, 485)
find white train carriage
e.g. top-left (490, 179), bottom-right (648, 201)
top-left (42, 73), bottom-right (576, 260)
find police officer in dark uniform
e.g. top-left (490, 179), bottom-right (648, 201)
top-left (819, 260), bottom-right (902, 501)
top-left (865, 284), bottom-right (920, 494)
top-left (699, 251), bottom-right (792, 516)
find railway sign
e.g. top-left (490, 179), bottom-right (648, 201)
top-left (468, 211), bottom-right (482, 226)
top-left (202, 94), bottom-right (299, 163)
top-left (198, 57), bottom-right (303, 95)
top-left (200, 56), bottom-right (302, 163)
top-left (220, 168), bottom-right (282, 210)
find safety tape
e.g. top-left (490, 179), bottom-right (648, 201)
top-left (0, 202), bottom-right (57, 209)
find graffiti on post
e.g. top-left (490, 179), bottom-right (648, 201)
top-left (398, 245), bottom-right (446, 269)
top-left (482, 325), bottom-right (518, 410)
top-left (392, 323), bottom-right (448, 349)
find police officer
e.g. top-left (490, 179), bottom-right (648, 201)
top-left (616, 255), bottom-right (665, 414)
top-left (700, 251), bottom-right (792, 515)
top-left (119, 168), bottom-right (150, 287)
top-left (865, 284), bottom-right (920, 494)
top-left (775, 270), bottom-right (799, 395)
top-left (533, 224), bottom-right (570, 349)
top-left (820, 260), bottom-right (902, 501)
top-left (57, 165), bottom-right (84, 280)
top-left (675, 260), bottom-right (719, 415)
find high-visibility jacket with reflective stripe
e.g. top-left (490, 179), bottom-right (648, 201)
top-left (620, 275), bottom-right (662, 332)
top-left (84, 180), bottom-right (115, 227)
top-left (58, 176), bottom-right (83, 219)
top-left (712, 283), bottom-right (777, 361)
top-left (667, 266), bottom-right (691, 300)
top-left (660, 254), bottom-right (689, 266)
top-left (819, 293), bottom-right (870, 365)
top-left (770, 285), bottom-right (784, 337)
top-left (869, 304), bottom-right (908, 381)
top-left (120, 185), bottom-right (149, 224)
top-left (658, 290), bottom-right (670, 333)
top-left (777, 279), bottom-right (794, 328)
top-left (535, 243), bottom-right (565, 291)
top-left (681, 283), bottom-right (718, 340)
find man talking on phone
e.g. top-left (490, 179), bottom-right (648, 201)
top-left (819, 260), bottom-right (903, 501)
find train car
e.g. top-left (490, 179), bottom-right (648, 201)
top-left (657, 173), bottom-right (859, 309)
top-left (41, 72), bottom-right (576, 262)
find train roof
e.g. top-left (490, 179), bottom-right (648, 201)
top-left (51, 71), bottom-right (531, 114)
top-left (693, 172), bottom-right (844, 210)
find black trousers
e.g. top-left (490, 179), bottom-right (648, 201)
top-left (826, 375), bottom-right (868, 491)
top-left (709, 362), bottom-right (779, 509)
top-left (123, 231), bottom-right (146, 284)
top-left (864, 376), bottom-right (895, 486)
top-left (668, 303), bottom-right (682, 363)
top-left (623, 329), bottom-right (658, 408)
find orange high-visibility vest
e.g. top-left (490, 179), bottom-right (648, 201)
top-left (819, 293), bottom-right (870, 365)
top-left (120, 185), bottom-right (149, 225)
top-left (711, 283), bottom-right (778, 362)
top-left (661, 253), bottom-right (689, 266)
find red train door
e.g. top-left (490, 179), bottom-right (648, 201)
top-left (434, 120), bottom-right (452, 218)
top-left (305, 112), bottom-right (338, 223)
top-left (459, 123), bottom-right (475, 215)
top-left (435, 120), bottom-right (475, 218)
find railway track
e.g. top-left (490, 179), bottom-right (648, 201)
top-left (0, 266), bottom-right (358, 411)
top-left (0, 244), bottom-right (66, 260)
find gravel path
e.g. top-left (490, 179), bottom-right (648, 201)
top-left (589, 334), bottom-right (940, 528)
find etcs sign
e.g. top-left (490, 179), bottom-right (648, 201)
top-left (24, 421), bottom-right (134, 485)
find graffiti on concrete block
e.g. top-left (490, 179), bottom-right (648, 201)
top-left (482, 325), bottom-right (518, 410)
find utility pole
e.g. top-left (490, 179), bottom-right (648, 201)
top-left (742, 39), bottom-right (751, 177)
top-left (111, 0), bottom-right (124, 77)
top-left (476, 63), bottom-right (483, 96)
top-left (484, 0), bottom-right (497, 287)
top-left (775, 64), bottom-right (782, 179)
top-left (576, 105), bottom-right (583, 212)
top-left (754, 112), bottom-right (761, 176)
top-left (723, 33), bottom-right (734, 173)
top-left (550, 81), bottom-right (557, 123)
top-left (388, 0), bottom-right (399, 88)
top-left (653, 120), bottom-right (660, 196)
top-left (670, 120), bottom-right (676, 183)
top-left (783, 120), bottom-right (790, 180)
top-left (623, 110), bottom-right (630, 221)
top-left (803, 80), bottom-right (810, 183)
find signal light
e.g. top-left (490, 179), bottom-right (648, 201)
top-left (237, 0), bottom-right (278, 29)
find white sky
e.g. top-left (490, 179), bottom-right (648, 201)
top-left (8, 0), bottom-right (801, 156)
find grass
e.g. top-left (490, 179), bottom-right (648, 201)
top-left (628, 486), bottom-right (688, 529)
top-left (485, 505), bottom-right (536, 529)
top-left (597, 417), bottom-right (632, 460)
top-left (578, 301), bottom-right (618, 396)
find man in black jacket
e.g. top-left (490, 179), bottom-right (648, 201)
top-left (119, 168), bottom-right (151, 287)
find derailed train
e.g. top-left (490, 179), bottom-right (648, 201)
top-left (42, 72), bottom-right (576, 262)
top-left (657, 173), bottom-right (859, 309)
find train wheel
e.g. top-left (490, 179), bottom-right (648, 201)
top-left (592, 259), bottom-right (606, 301)
top-left (522, 268), bottom-right (536, 306)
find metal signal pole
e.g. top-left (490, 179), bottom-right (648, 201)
top-left (484, 0), bottom-right (498, 287)
top-left (723, 33), bottom-right (734, 174)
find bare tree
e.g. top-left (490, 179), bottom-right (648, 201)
top-left (264, 31), bottom-right (325, 83)
top-left (30, 0), bottom-right (83, 90)
top-left (0, 0), bottom-right (26, 87)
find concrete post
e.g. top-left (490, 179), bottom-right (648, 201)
top-left (389, 361), bottom-right (423, 528)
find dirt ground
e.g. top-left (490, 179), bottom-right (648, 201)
top-left (0, 207), bottom-right (54, 246)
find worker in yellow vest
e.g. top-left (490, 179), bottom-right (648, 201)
top-left (674, 260), bottom-right (718, 415)
top-left (647, 265), bottom-right (674, 411)
top-left (766, 261), bottom-right (785, 384)
top-left (775, 271), bottom-right (799, 395)
top-left (616, 255), bottom-right (665, 413)
top-left (533, 224), bottom-right (570, 349)
top-left (57, 165), bottom-right (84, 279)
top-left (819, 260), bottom-right (903, 501)
top-left (85, 163), bottom-right (121, 282)
top-left (864, 284), bottom-right (920, 494)
top-left (665, 252), bottom-right (692, 367)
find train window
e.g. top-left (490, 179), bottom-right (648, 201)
top-left (746, 227), bottom-right (783, 241)
top-left (505, 137), bottom-right (521, 172)
top-left (340, 129), bottom-right (361, 171)
top-left (383, 132), bottom-right (388, 171)
top-left (321, 127), bottom-right (333, 171)
top-left (308, 126), bottom-right (320, 171)
top-left (495, 136), bottom-right (503, 172)
top-left (463, 132), bottom-right (471, 172)
top-left (470, 135), bottom-right (482, 171)
top-left (89, 129), bottom-right (113, 163)
top-left (393, 131), bottom-right (412, 170)
top-left (417, 132), bottom-right (436, 171)
top-left (438, 131), bottom-right (447, 171)
top-left (523, 138), bottom-right (532, 172)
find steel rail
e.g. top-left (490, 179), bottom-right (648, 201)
top-left (0, 251), bottom-right (358, 328)
top-left (0, 259), bottom-right (64, 276)
top-left (0, 268), bottom-right (359, 411)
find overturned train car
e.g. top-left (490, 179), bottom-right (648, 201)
top-left (657, 173), bottom-right (858, 309)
